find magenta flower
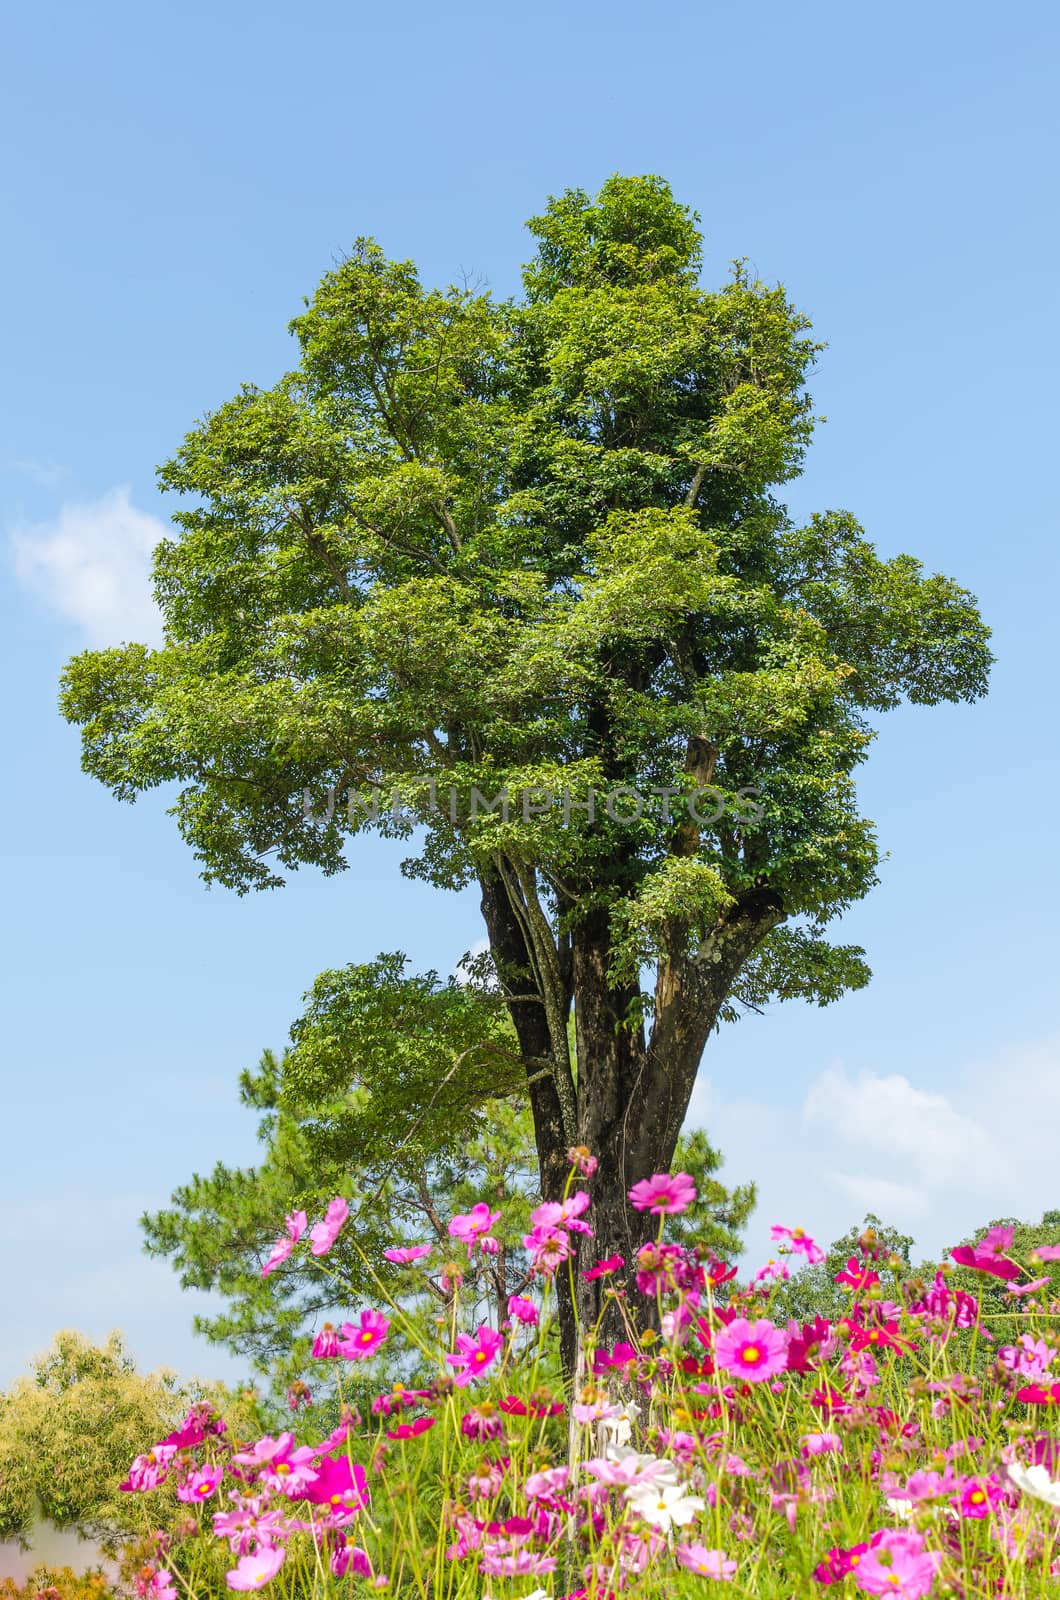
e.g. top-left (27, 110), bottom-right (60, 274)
top-left (384, 1244), bottom-right (432, 1264)
top-left (311, 1322), bottom-right (342, 1359)
top-left (770, 1223), bottom-right (825, 1265)
top-left (507, 1295), bottom-right (539, 1325)
top-left (309, 1196), bottom-right (349, 1256)
top-left (628, 1172), bottom-right (697, 1215)
top-left (225, 1547), bottom-right (285, 1591)
top-left (584, 1253), bottom-right (625, 1281)
top-left (853, 1528), bottom-right (942, 1597)
top-left (950, 1225), bottom-right (1020, 1281)
top-left (446, 1324), bottom-right (505, 1386)
top-left (448, 1203), bottom-right (501, 1257)
top-left (285, 1210), bottom-right (307, 1240)
top-left (301, 1454), bottom-right (368, 1512)
top-left (712, 1316), bottom-right (788, 1383)
top-left (386, 1416), bottom-right (436, 1440)
top-left (338, 1308), bottom-right (390, 1360)
top-left (176, 1465), bottom-right (225, 1503)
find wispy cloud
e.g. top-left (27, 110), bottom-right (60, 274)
top-left (9, 485), bottom-right (166, 645)
top-left (0, 456), bottom-right (68, 488)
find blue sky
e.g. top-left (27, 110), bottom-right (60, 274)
top-left (2, 0), bottom-right (1058, 1389)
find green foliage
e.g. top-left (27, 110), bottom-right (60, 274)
top-left (59, 174), bottom-right (990, 1003)
top-left (0, 1333), bottom-right (252, 1553)
top-left (665, 1128), bottom-right (756, 1258)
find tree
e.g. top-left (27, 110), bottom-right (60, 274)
top-left (142, 953), bottom-right (754, 1400)
top-left (60, 174), bottom-right (992, 1363)
top-left (0, 1333), bottom-right (254, 1554)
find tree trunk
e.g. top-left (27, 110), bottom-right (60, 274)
top-left (481, 860), bottom-right (784, 1385)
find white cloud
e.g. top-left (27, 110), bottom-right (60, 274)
top-left (9, 485), bottom-right (166, 644)
top-left (802, 1065), bottom-right (997, 1187)
top-left (828, 1171), bottom-right (930, 1218)
top-left (685, 1035), bottom-right (1060, 1272)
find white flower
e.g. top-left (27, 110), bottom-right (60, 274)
top-left (1007, 1462), bottom-right (1060, 1507)
top-left (885, 1496), bottom-right (915, 1520)
top-left (599, 1400), bottom-right (640, 1448)
top-left (625, 1480), bottom-right (707, 1532)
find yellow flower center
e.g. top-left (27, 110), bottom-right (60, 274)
top-left (741, 1346), bottom-right (762, 1364)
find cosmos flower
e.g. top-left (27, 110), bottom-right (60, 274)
top-left (628, 1172), bottom-right (697, 1215)
top-left (446, 1325), bottom-right (505, 1386)
top-left (225, 1548), bottom-right (285, 1591)
top-left (309, 1197), bottom-right (349, 1257)
top-left (676, 1543), bottom-right (738, 1578)
top-left (712, 1317), bottom-right (788, 1383)
top-left (770, 1223), bottom-right (825, 1264)
top-left (338, 1309), bottom-right (390, 1361)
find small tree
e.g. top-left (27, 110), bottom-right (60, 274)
top-left (0, 1333), bottom-right (253, 1554)
top-left (60, 174), bottom-right (992, 1362)
top-left (143, 954), bottom-right (754, 1400)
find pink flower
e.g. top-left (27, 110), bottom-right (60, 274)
top-left (1031, 1244), bottom-right (1060, 1260)
top-left (770, 1224), bottom-right (825, 1265)
top-left (311, 1322), bottom-right (343, 1359)
top-left (462, 1404), bottom-right (505, 1441)
top-left (852, 1528), bottom-right (942, 1597)
top-left (628, 1172), bottom-right (697, 1215)
top-left (338, 1309), bottom-right (390, 1360)
top-left (800, 1432), bottom-right (842, 1457)
top-left (584, 1253), bottom-right (625, 1281)
top-left (149, 1572), bottom-right (177, 1600)
top-left (479, 1552), bottom-right (556, 1577)
top-left (507, 1296), bottom-right (539, 1325)
top-left (676, 1543), bottom-right (737, 1579)
top-left (712, 1316), bottom-right (788, 1383)
top-left (286, 1210), bottom-right (307, 1240)
top-left (309, 1196), bottom-right (349, 1257)
top-left (958, 1477), bottom-right (1003, 1519)
top-left (448, 1203), bottom-right (501, 1257)
top-left (176, 1465), bottom-right (224, 1503)
top-left (384, 1244), bottom-right (432, 1264)
top-left (446, 1324), bottom-right (505, 1386)
top-left (226, 1547), bottom-right (285, 1590)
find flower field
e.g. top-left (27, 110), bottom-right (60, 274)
top-left (119, 1156), bottom-right (1060, 1599)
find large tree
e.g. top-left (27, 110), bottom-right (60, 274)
top-left (60, 175), bottom-right (991, 1361)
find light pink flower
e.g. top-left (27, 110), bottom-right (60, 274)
top-left (226, 1547), bottom-right (285, 1590)
top-left (800, 1431), bottom-right (842, 1457)
top-left (309, 1196), bottom-right (349, 1256)
top-left (384, 1244), bottom-right (432, 1264)
top-left (712, 1316), bottom-right (788, 1383)
top-left (628, 1172), bottom-right (697, 1215)
top-left (676, 1543), bottom-right (738, 1579)
top-left (853, 1528), bottom-right (942, 1597)
top-left (530, 1190), bottom-right (593, 1235)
